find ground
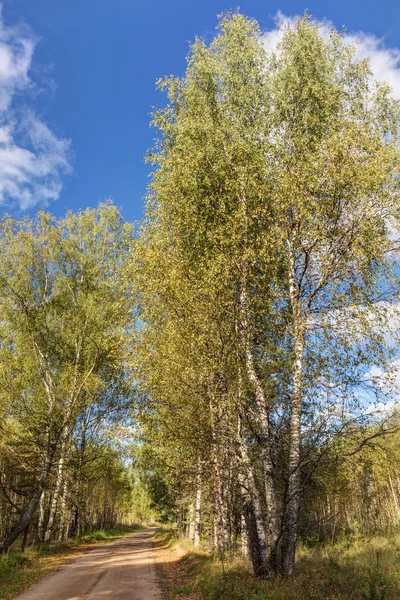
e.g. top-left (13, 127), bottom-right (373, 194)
top-left (153, 533), bottom-right (201, 600)
top-left (152, 529), bottom-right (400, 600)
top-left (13, 528), bottom-right (160, 600)
top-left (3, 527), bottom-right (400, 600)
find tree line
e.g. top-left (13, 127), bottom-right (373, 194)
top-left (0, 205), bottom-right (134, 553)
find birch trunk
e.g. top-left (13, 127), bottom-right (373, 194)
top-left (388, 474), bottom-right (400, 518)
top-left (238, 418), bottom-right (271, 577)
top-left (71, 420), bottom-right (86, 538)
top-left (0, 452), bottom-right (53, 554)
top-left (209, 392), bottom-right (228, 555)
top-left (239, 278), bottom-right (280, 557)
top-left (282, 243), bottom-right (305, 576)
top-left (241, 512), bottom-right (249, 560)
top-left (58, 478), bottom-right (69, 542)
top-left (188, 502), bottom-right (195, 542)
top-left (194, 459), bottom-right (201, 550)
top-left (237, 191), bottom-right (281, 575)
top-left (44, 448), bottom-right (66, 543)
top-left (212, 452), bottom-right (227, 554)
top-left (37, 491), bottom-right (45, 542)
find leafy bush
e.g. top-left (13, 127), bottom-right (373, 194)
top-left (0, 553), bottom-right (32, 572)
top-left (83, 530), bottom-right (109, 541)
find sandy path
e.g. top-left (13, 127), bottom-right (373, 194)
top-left (15, 528), bottom-right (161, 600)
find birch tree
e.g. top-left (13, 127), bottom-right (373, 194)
top-left (133, 12), bottom-right (400, 578)
top-left (0, 204), bottom-right (133, 553)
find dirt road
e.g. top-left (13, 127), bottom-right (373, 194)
top-left (15, 528), bottom-right (161, 600)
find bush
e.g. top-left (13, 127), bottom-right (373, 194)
top-left (0, 553), bottom-right (32, 571)
top-left (83, 530), bottom-right (109, 542)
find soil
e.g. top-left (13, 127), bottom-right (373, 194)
top-left (14, 528), bottom-right (161, 600)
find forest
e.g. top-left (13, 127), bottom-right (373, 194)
top-left (2, 11), bottom-right (400, 600)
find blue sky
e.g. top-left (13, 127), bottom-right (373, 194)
top-left (1, 0), bottom-right (400, 223)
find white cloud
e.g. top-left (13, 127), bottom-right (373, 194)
top-left (0, 5), bottom-right (71, 210)
top-left (349, 32), bottom-right (400, 100)
top-left (263, 12), bottom-right (400, 100)
top-left (364, 400), bottom-right (398, 417)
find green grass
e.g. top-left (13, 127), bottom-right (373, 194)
top-left (153, 524), bottom-right (197, 552)
top-left (173, 583), bottom-right (194, 597)
top-left (155, 528), bottom-right (400, 600)
top-left (0, 524), bottom-right (141, 600)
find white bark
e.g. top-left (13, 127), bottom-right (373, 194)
top-left (194, 460), bottom-right (201, 550)
top-left (238, 418), bottom-right (271, 577)
top-left (241, 512), bottom-right (249, 560)
top-left (188, 502), bottom-right (195, 542)
top-left (44, 453), bottom-right (64, 543)
top-left (283, 242), bottom-right (305, 576)
top-left (213, 450), bottom-right (227, 554)
top-left (38, 491), bottom-right (45, 542)
top-left (44, 430), bottom-right (69, 543)
top-left (239, 279), bottom-right (279, 550)
top-left (58, 478), bottom-right (69, 542)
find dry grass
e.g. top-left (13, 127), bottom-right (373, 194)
top-left (153, 528), bottom-right (400, 600)
top-left (153, 527), bottom-right (203, 599)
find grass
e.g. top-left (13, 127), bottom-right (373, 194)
top-left (0, 524), bottom-right (142, 600)
top-left (153, 528), bottom-right (400, 600)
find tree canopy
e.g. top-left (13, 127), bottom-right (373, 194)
top-left (132, 12), bottom-right (400, 578)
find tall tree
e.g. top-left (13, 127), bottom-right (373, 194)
top-left (0, 204), bottom-right (133, 553)
top-left (133, 12), bottom-right (400, 578)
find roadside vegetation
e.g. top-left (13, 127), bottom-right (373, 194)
top-left (154, 527), bottom-right (400, 600)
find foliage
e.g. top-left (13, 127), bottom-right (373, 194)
top-left (155, 528), bottom-right (400, 599)
top-left (0, 203), bottom-right (136, 552)
top-left (1, 7), bottom-right (400, 597)
top-left (132, 9), bottom-right (400, 579)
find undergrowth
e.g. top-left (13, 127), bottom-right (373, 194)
top-left (155, 528), bottom-right (400, 600)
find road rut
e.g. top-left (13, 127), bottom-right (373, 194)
top-left (15, 528), bottom-right (161, 600)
